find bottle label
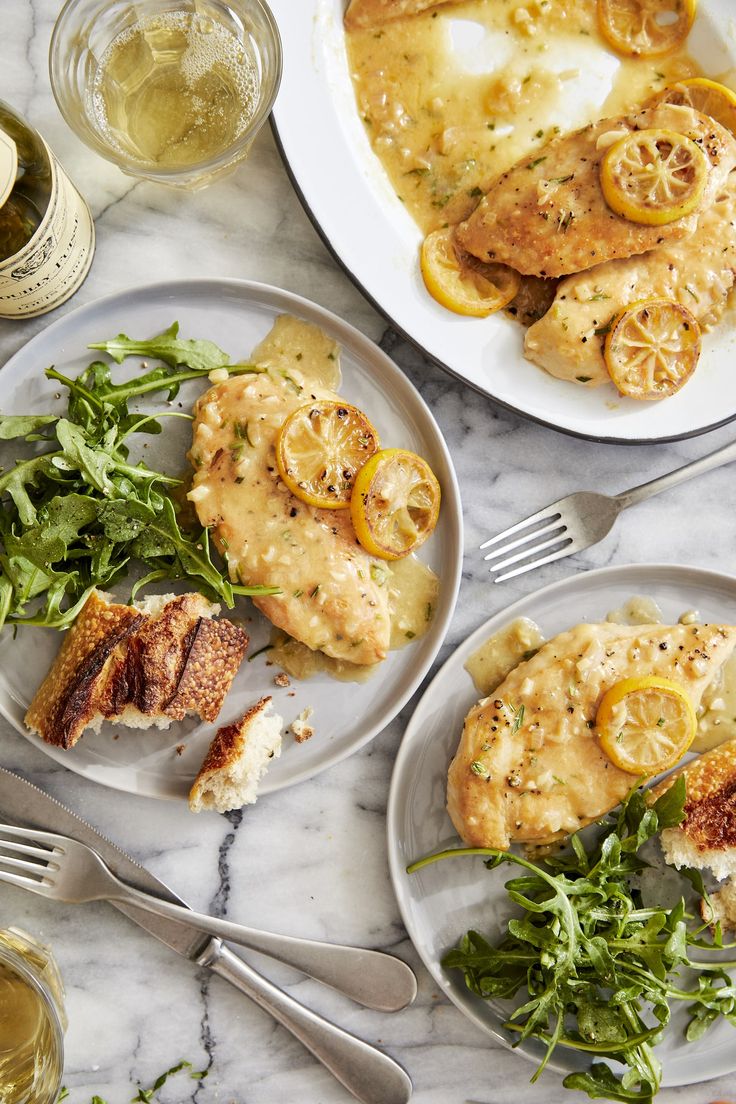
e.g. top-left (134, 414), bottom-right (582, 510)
top-left (0, 145), bottom-right (95, 318)
top-left (0, 129), bottom-right (18, 209)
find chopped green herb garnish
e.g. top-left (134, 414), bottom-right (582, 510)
top-left (131, 1059), bottom-right (208, 1102)
top-left (233, 420), bottom-right (254, 446)
top-left (576, 375), bottom-right (593, 383)
top-left (527, 157), bottom-right (547, 170)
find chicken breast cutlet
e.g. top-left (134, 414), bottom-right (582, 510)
top-left (188, 363), bottom-right (390, 667)
top-left (455, 103), bottom-right (736, 278)
top-left (524, 170), bottom-right (736, 386)
top-left (447, 622), bottom-right (736, 850)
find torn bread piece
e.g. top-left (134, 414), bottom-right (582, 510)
top-left (25, 590), bottom-right (249, 750)
top-left (701, 879), bottom-right (736, 933)
top-left (291, 706), bottom-right (314, 743)
top-left (651, 736), bottom-right (736, 881)
top-left (189, 697), bottom-right (283, 813)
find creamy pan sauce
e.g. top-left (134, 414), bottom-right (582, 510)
top-left (466, 596), bottom-right (736, 761)
top-left (189, 314), bottom-right (439, 680)
top-left (346, 0), bottom-right (698, 237)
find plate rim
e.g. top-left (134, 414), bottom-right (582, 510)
top-left (270, 0), bottom-right (736, 447)
top-left (386, 560), bottom-right (736, 1087)
top-left (0, 275), bottom-right (463, 801)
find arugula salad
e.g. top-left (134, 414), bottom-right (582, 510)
top-left (409, 778), bottom-right (736, 1103)
top-left (0, 323), bottom-right (280, 632)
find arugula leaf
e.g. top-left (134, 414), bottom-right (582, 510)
top-left (89, 321), bottom-right (230, 370)
top-left (563, 1064), bottom-right (655, 1102)
top-left (410, 780), bottom-right (736, 1102)
top-left (0, 326), bottom-right (280, 629)
top-left (651, 775), bottom-right (686, 829)
top-left (0, 455), bottom-right (60, 527)
top-left (98, 499), bottom-right (155, 542)
top-left (0, 414), bottom-right (57, 440)
top-left (55, 420), bottom-right (116, 496)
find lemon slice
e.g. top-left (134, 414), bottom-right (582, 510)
top-left (647, 77), bottom-right (736, 136)
top-left (604, 297), bottom-right (700, 400)
top-left (596, 676), bottom-right (696, 775)
top-left (597, 0), bottom-right (696, 58)
top-left (420, 227), bottom-right (520, 317)
top-left (600, 128), bottom-right (708, 225)
top-left (276, 401), bottom-right (380, 510)
top-left (351, 448), bottom-right (441, 560)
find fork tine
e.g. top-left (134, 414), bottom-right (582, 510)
top-left (494, 541), bottom-right (577, 583)
top-left (483, 519), bottom-right (567, 563)
top-left (489, 532), bottom-right (574, 574)
top-left (0, 837), bottom-right (58, 860)
top-left (0, 854), bottom-right (52, 879)
top-left (479, 507), bottom-right (561, 551)
top-left (0, 867), bottom-right (52, 892)
top-left (0, 823), bottom-right (60, 848)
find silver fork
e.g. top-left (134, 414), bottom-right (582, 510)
top-left (0, 823), bottom-right (416, 1013)
top-left (481, 437), bottom-right (736, 582)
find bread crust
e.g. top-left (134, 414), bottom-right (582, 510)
top-left (25, 592), bottom-right (144, 750)
top-left (25, 590), bottom-right (249, 748)
top-left (195, 696), bottom-right (272, 779)
top-left (652, 737), bottom-right (736, 853)
top-left (189, 695), bottom-right (282, 813)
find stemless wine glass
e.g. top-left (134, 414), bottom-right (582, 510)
top-left (50, 0), bottom-right (282, 188)
top-left (0, 928), bottom-right (66, 1104)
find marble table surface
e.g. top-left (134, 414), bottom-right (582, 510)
top-left (3, 5), bottom-right (736, 1103)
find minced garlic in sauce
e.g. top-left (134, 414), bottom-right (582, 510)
top-left (346, 0), bottom-right (698, 236)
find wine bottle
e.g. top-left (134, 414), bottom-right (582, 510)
top-left (0, 100), bottom-right (95, 318)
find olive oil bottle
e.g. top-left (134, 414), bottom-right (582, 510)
top-left (0, 100), bottom-right (95, 318)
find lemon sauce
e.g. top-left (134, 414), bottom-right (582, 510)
top-left (346, 0), bottom-right (698, 238)
top-left (465, 616), bottom-right (545, 696)
top-left (466, 600), bottom-right (736, 756)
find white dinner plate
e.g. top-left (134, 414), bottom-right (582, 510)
top-left (0, 278), bottom-right (462, 801)
top-left (387, 563), bottom-right (736, 1087)
top-left (270, 0), bottom-right (736, 443)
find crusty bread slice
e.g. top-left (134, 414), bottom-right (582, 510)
top-left (25, 590), bottom-right (249, 749)
top-left (652, 737), bottom-right (736, 882)
top-left (189, 697), bottom-right (283, 814)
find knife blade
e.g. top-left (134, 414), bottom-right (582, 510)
top-left (0, 768), bottom-right (415, 1104)
top-left (0, 767), bottom-right (212, 960)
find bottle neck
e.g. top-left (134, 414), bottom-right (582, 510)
top-left (0, 127), bottom-right (18, 208)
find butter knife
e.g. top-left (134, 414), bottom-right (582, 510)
top-left (0, 768), bottom-right (412, 1104)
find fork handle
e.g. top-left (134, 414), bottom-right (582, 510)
top-left (615, 437), bottom-right (736, 509)
top-left (200, 942), bottom-right (412, 1104)
top-left (107, 882), bottom-right (416, 1012)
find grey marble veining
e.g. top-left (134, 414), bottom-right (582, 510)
top-left (2, 4), bottom-right (736, 1103)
